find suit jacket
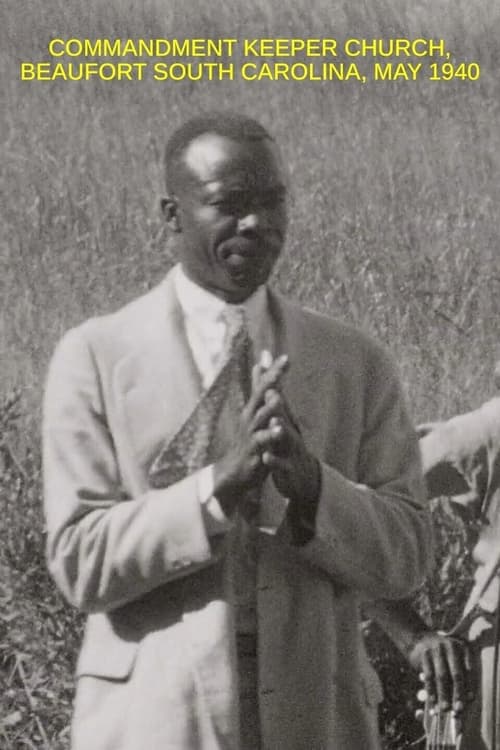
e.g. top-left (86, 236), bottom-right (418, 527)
top-left (43, 269), bottom-right (432, 750)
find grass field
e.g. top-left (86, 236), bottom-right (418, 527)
top-left (1, 0), bottom-right (500, 746)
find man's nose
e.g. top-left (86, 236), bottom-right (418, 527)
top-left (237, 210), bottom-right (261, 234)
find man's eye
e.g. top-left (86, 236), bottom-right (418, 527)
top-left (209, 189), bottom-right (285, 213)
top-left (211, 193), bottom-right (247, 212)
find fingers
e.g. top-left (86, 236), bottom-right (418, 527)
top-left (259, 349), bottom-right (273, 371)
top-left (251, 355), bottom-right (267, 394)
top-left (261, 412), bottom-right (302, 467)
top-left (447, 639), bottom-right (467, 712)
top-left (261, 449), bottom-right (288, 469)
top-left (246, 350), bottom-right (303, 467)
top-left (463, 641), bottom-right (477, 703)
top-left (252, 350), bottom-right (288, 387)
top-left (248, 352), bottom-right (289, 414)
top-left (248, 351), bottom-right (302, 440)
top-left (421, 648), bottom-right (438, 708)
top-left (417, 638), bottom-right (472, 716)
top-left (434, 640), bottom-right (453, 711)
top-left (252, 422), bottom-right (284, 452)
top-left (419, 642), bottom-right (450, 710)
top-left (252, 390), bottom-right (283, 430)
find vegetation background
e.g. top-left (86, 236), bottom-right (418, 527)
top-left (1, 0), bottom-right (499, 746)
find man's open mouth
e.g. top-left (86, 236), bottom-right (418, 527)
top-left (220, 239), bottom-right (260, 261)
top-left (219, 240), bottom-right (264, 277)
top-left (224, 251), bottom-right (256, 268)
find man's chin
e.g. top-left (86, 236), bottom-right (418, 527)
top-left (221, 262), bottom-right (270, 298)
top-left (208, 272), bottom-right (261, 303)
top-left (220, 280), bottom-right (260, 304)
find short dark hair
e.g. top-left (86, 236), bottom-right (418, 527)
top-left (164, 111), bottom-right (273, 191)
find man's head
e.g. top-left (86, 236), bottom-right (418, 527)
top-left (161, 112), bottom-right (288, 304)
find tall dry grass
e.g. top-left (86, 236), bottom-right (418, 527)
top-left (1, 0), bottom-right (499, 746)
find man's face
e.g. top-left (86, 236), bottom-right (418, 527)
top-left (165, 132), bottom-right (287, 303)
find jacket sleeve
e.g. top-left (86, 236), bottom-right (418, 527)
top-left (43, 327), bottom-right (224, 614)
top-left (297, 347), bottom-right (433, 599)
top-left (419, 398), bottom-right (500, 503)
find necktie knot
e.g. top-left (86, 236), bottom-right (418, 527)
top-left (222, 303), bottom-right (246, 341)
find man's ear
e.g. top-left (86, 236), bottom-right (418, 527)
top-left (161, 196), bottom-right (181, 232)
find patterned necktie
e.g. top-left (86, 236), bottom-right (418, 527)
top-left (148, 306), bottom-right (251, 489)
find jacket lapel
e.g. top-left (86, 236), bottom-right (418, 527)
top-left (256, 291), bottom-right (324, 533)
top-left (118, 281), bottom-right (323, 484)
top-left (268, 290), bottom-right (322, 453)
top-left (117, 271), bottom-right (203, 475)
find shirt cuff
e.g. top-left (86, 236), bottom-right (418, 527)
top-left (198, 465), bottom-right (232, 536)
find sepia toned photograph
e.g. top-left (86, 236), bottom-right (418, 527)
top-left (1, 1), bottom-right (500, 748)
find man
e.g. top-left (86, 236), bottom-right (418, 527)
top-left (371, 373), bottom-right (500, 749)
top-left (43, 112), bottom-right (432, 750)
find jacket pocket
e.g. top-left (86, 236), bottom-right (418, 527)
top-left (76, 613), bottom-right (138, 680)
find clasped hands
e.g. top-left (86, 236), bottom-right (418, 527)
top-left (213, 350), bottom-right (320, 521)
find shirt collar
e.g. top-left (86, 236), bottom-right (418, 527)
top-left (173, 263), bottom-right (268, 332)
